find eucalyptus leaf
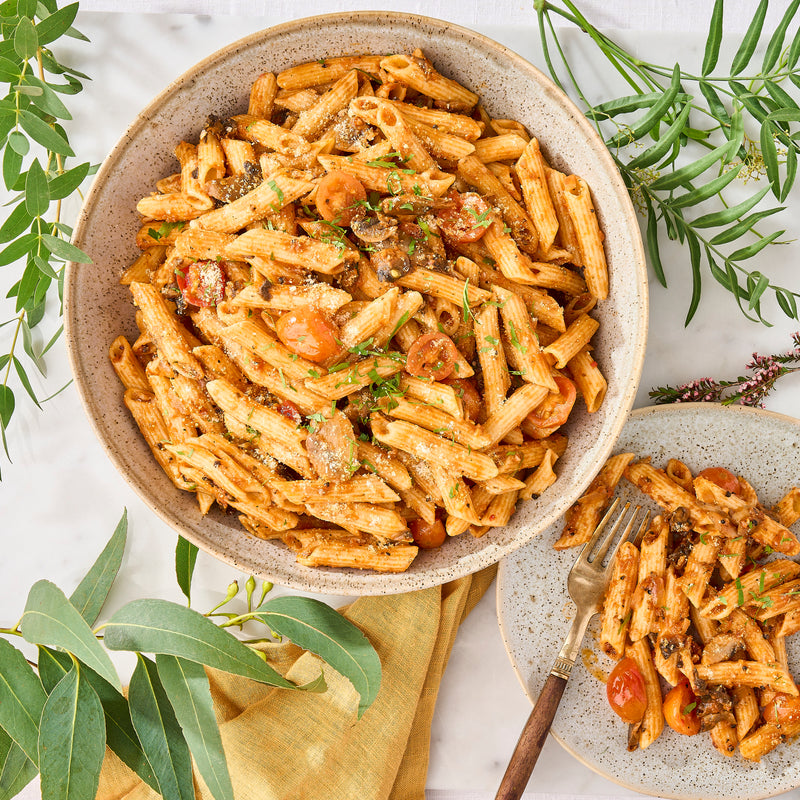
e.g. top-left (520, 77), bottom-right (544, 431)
top-left (0, 55), bottom-right (19, 82)
top-left (0, 385), bottom-right (14, 429)
top-left (12, 356), bottom-right (39, 407)
top-left (14, 259), bottom-right (39, 313)
top-left (0, 637), bottom-right (47, 765)
top-left (20, 579), bottom-right (121, 691)
top-left (156, 654), bottom-right (234, 800)
top-left (18, 108), bottom-right (73, 156)
top-left (730, 0), bottom-right (767, 75)
top-left (253, 596), bottom-right (380, 717)
top-left (0, 201), bottom-right (32, 243)
top-left (38, 664), bottom-right (106, 800)
top-left (37, 645), bottom-right (68, 692)
top-left (2, 144), bottom-right (22, 189)
top-left (12, 15), bottom-right (36, 59)
top-left (104, 598), bottom-right (300, 688)
top-left (34, 1), bottom-right (77, 45)
top-left (24, 157), bottom-right (48, 217)
top-left (69, 509), bottom-right (127, 626)
top-left (0, 728), bottom-right (36, 800)
top-left (129, 654), bottom-right (194, 800)
top-left (38, 646), bottom-right (160, 793)
top-left (175, 536), bottom-right (198, 604)
top-left (25, 74), bottom-right (71, 120)
top-left (40, 232), bottom-right (89, 262)
top-left (6, 131), bottom-right (27, 155)
top-left (701, 0), bottom-right (723, 75)
top-left (47, 161), bottom-right (90, 200)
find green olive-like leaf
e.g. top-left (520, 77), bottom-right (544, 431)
top-left (156, 655), bottom-right (234, 800)
top-left (788, 25), bottom-right (800, 69)
top-left (730, 0), bottom-right (767, 75)
top-left (644, 196), bottom-right (666, 288)
top-left (776, 288), bottom-right (799, 319)
top-left (709, 207), bottom-right (784, 245)
top-left (762, 0), bottom-right (800, 73)
top-left (251, 595), bottom-right (381, 718)
top-left (668, 165), bottom-right (742, 210)
top-left (701, 0), bottom-right (723, 75)
top-left (38, 664), bottom-right (106, 800)
top-left (698, 80), bottom-right (730, 125)
top-left (648, 140), bottom-right (731, 192)
top-left (761, 121), bottom-right (781, 198)
top-left (20, 579), bottom-right (121, 691)
top-left (129, 654), bottom-right (194, 800)
top-left (626, 101), bottom-right (691, 170)
top-left (104, 598), bottom-right (301, 688)
top-left (747, 271), bottom-right (771, 311)
top-left (727, 229), bottom-right (785, 262)
top-left (175, 536), bottom-right (198, 604)
top-left (69, 509), bottom-right (127, 626)
top-left (782, 145), bottom-right (797, 203)
top-left (0, 638), bottom-right (47, 765)
top-left (691, 187), bottom-right (772, 229)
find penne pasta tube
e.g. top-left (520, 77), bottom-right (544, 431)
top-left (277, 55), bottom-right (383, 90)
top-left (625, 638), bottom-right (664, 749)
top-left (109, 335), bottom-right (150, 393)
top-left (380, 52), bottom-right (478, 110)
top-left (370, 414), bottom-right (498, 481)
top-left (273, 475), bottom-right (399, 505)
top-left (694, 661), bottom-right (798, 696)
top-left (248, 72), bottom-right (278, 118)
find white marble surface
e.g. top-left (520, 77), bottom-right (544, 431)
top-left (1, 4), bottom-right (799, 800)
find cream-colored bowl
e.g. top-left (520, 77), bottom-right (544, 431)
top-left (64, 12), bottom-right (648, 595)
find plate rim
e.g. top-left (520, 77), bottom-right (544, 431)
top-left (496, 402), bottom-right (800, 800)
top-left (62, 10), bottom-right (648, 595)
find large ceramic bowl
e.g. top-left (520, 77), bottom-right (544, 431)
top-left (64, 12), bottom-right (648, 595)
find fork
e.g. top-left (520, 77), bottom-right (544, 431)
top-left (495, 499), bottom-right (648, 800)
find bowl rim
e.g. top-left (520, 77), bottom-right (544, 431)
top-left (64, 10), bottom-right (649, 595)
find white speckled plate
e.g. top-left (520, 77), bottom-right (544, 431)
top-left (65, 12), bottom-right (647, 596)
top-left (497, 403), bottom-right (800, 800)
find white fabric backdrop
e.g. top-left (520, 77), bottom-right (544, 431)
top-left (76, 0), bottom-right (790, 33)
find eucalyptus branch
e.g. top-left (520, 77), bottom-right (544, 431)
top-left (536, 0), bottom-right (800, 325)
top-left (0, 512), bottom-right (381, 800)
top-left (0, 0), bottom-right (95, 478)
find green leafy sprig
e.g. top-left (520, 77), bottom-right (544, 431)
top-left (535, 0), bottom-right (800, 325)
top-left (0, 0), bottom-right (94, 476)
top-left (0, 512), bottom-right (382, 800)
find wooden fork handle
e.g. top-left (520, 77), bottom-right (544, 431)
top-left (494, 673), bottom-right (568, 800)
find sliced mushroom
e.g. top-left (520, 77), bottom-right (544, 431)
top-left (700, 633), bottom-right (746, 665)
top-left (371, 246), bottom-right (411, 282)
top-left (350, 210), bottom-right (398, 243)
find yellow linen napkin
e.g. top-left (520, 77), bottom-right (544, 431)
top-left (97, 564), bottom-right (497, 800)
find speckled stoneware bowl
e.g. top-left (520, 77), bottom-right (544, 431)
top-left (64, 12), bottom-right (647, 595)
top-left (498, 403), bottom-right (800, 799)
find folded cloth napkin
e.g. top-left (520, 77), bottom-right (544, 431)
top-left (97, 564), bottom-right (498, 800)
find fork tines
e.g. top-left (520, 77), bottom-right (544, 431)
top-left (581, 499), bottom-right (649, 568)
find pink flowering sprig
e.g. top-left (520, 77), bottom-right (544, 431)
top-left (650, 333), bottom-right (800, 408)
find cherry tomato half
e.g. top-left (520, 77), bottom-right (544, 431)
top-left (697, 466), bottom-right (741, 496)
top-left (315, 170), bottom-right (367, 225)
top-left (525, 376), bottom-right (577, 434)
top-left (763, 693), bottom-right (800, 724)
top-left (175, 260), bottom-right (227, 307)
top-left (275, 305), bottom-right (342, 364)
top-left (606, 656), bottom-right (647, 724)
top-left (445, 377), bottom-right (481, 422)
top-left (662, 681), bottom-right (701, 736)
top-left (409, 518), bottom-right (447, 549)
top-left (405, 332), bottom-right (459, 381)
top-left (434, 190), bottom-right (494, 243)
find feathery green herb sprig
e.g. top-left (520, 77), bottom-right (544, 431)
top-left (535, 0), bottom-right (800, 325)
top-left (0, 0), bottom-right (94, 477)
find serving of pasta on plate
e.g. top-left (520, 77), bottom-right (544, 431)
top-left (108, 50), bottom-right (610, 574)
